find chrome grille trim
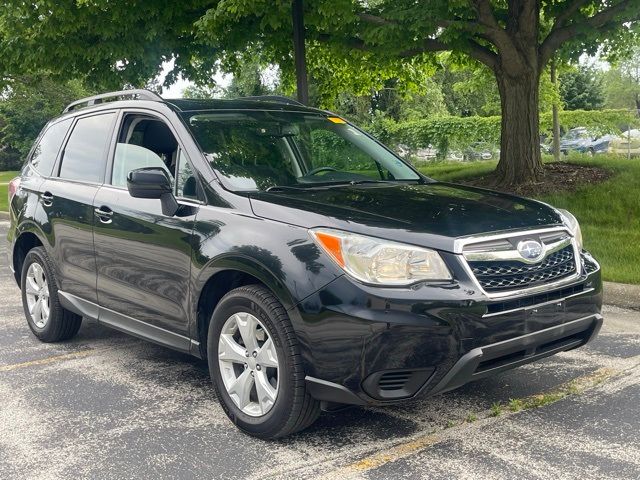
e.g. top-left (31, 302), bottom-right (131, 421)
top-left (463, 236), bottom-right (572, 263)
top-left (455, 226), bottom-right (583, 299)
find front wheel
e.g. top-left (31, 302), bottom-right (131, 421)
top-left (207, 285), bottom-right (320, 439)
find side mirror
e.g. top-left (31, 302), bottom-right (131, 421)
top-left (127, 167), bottom-right (179, 217)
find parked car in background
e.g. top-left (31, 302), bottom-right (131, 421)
top-left (586, 134), bottom-right (619, 155)
top-left (449, 142), bottom-right (498, 162)
top-left (560, 127), bottom-right (593, 155)
top-left (464, 142), bottom-right (497, 161)
top-left (608, 129), bottom-right (640, 157)
top-left (397, 144), bottom-right (438, 164)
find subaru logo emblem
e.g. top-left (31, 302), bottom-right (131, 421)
top-left (517, 240), bottom-right (544, 263)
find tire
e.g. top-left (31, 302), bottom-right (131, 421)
top-left (20, 247), bottom-right (82, 342)
top-left (207, 284), bottom-right (320, 439)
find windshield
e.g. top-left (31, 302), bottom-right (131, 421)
top-left (183, 111), bottom-right (421, 191)
top-left (563, 129), bottom-right (589, 140)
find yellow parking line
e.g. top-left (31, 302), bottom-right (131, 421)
top-left (0, 349), bottom-right (94, 372)
top-left (320, 367), bottom-right (620, 478)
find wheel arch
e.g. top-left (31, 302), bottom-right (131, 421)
top-left (192, 255), bottom-right (298, 360)
top-left (11, 226), bottom-right (47, 285)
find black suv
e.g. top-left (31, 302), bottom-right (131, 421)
top-left (7, 90), bottom-right (603, 439)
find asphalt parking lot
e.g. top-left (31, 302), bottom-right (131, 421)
top-left (1, 220), bottom-right (639, 480)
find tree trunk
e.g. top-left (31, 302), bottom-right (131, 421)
top-left (550, 58), bottom-right (561, 162)
top-left (494, 69), bottom-right (544, 186)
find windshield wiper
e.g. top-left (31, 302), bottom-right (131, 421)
top-left (264, 185), bottom-right (334, 192)
top-left (265, 179), bottom-right (418, 192)
top-left (319, 179), bottom-right (411, 188)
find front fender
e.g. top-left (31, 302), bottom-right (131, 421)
top-left (192, 253), bottom-right (298, 314)
top-left (187, 204), bottom-right (343, 361)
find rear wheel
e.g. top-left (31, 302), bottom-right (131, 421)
top-left (20, 247), bottom-right (82, 342)
top-left (207, 284), bottom-right (320, 439)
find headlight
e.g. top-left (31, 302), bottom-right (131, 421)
top-left (557, 209), bottom-right (583, 251)
top-left (310, 228), bottom-right (452, 285)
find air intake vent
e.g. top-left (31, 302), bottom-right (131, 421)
top-left (362, 368), bottom-right (435, 401)
top-left (378, 371), bottom-right (413, 391)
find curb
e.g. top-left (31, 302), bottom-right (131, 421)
top-left (0, 211), bottom-right (9, 221)
top-left (604, 281), bottom-right (640, 310)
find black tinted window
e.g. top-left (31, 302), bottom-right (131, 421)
top-left (59, 113), bottom-right (116, 183)
top-left (30, 119), bottom-right (72, 176)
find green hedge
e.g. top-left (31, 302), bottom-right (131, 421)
top-left (368, 109), bottom-right (639, 155)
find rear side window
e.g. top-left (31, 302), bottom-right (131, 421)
top-left (30, 119), bottom-right (72, 176)
top-left (58, 113), bottom-right (116, 183)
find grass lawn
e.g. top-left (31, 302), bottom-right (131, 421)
top-left (0, 170), bottom-right (19, 212)
top-left (419, 155), bottom-right (640, 285)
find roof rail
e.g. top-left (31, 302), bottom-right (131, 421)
top-left (63, 89), bottom-right (163, 113)
top-left (241, 95), bottom-right (304, 107)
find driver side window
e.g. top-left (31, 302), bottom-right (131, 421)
top-left (111, 114), bottom-right (200, 200)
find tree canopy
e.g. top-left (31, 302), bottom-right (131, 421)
top-left (560, 65), bottom-right (605, 110)
top-left (0, 75), bottom-right (91, 169)
top-left (2, 1), bottom-right (636, 96)
top-left (1, 1), bottom-right (639, 184)
top-left (603, 47), bottom-right (640, 112)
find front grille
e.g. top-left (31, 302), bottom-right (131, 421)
top-left (468, 245), bottom-right (577, 292)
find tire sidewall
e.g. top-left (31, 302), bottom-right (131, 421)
top-left (207, 290), bottom-right (297, 437)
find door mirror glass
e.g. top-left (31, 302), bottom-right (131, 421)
top-left (127, 167), bottom-right (179, 216)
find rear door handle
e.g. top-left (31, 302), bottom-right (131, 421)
top-left (94, 206), bottom-right (113, 223)
top-left (41, 191), bottom-right (54, 207)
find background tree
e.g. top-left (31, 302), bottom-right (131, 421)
top-left (434, 65), bottom-right (501, 117)
top-left (1, 1), bottom-right (639, 185)
top-left (195, 0), bottom-right (640, 185)
top-left (560, 65), bottom-right (605, 110)
top-left (604, 47), bottom-right (640, 114)
top-left (0, 76), bottom-right (91, 169)
top-left (223, 56), bottom-right (280, 99)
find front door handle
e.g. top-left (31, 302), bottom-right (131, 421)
top-left (94, 206), bottom-right (113, 224)
top-left (41, 191), bottom-right (54, 207)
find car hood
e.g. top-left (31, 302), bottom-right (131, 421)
top-left (560, 139), bottom-right (589, 148)
top-left (248, 183), bottom-right (563, 252)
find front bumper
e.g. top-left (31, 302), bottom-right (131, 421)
top-left (295, 255), bottom-right (603, 407)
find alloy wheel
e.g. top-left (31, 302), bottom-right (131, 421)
top-left (25, 262), bottom-right (50, 329)
top-left (218, 312), bottom-right (279, 417)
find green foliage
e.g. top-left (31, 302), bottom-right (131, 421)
top-left (560, 65), bottom-right (605, 111)
top-left (603, 47), bottom-right (640, 111)
top-left (181, 84), bottom-right (220, 99)
top-left (381, 116), bottom-right (501, 155)
top-left (434, 64), bottom-right (500, 117)
top-left (0, 0), bottom-right (638, 185)
top-left (0, 171), bottom-right (19, 210)
top-left (224, 56), bottom-right (280, 99)
top-left (540, 109), bottom-right (639, 135)
top-left (0, 76), bottom-right (91, 169)
top-left (371, 109), bottom-right (639, 155)
top-left (0, 0), bottom-right (218, 90)
top-left (1, 1), bottom-right (635, 102)
top-left (419, 155), bottom-right (640, 284)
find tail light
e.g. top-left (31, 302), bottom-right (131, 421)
top-left (8, 177), bottom-right (20, 205)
